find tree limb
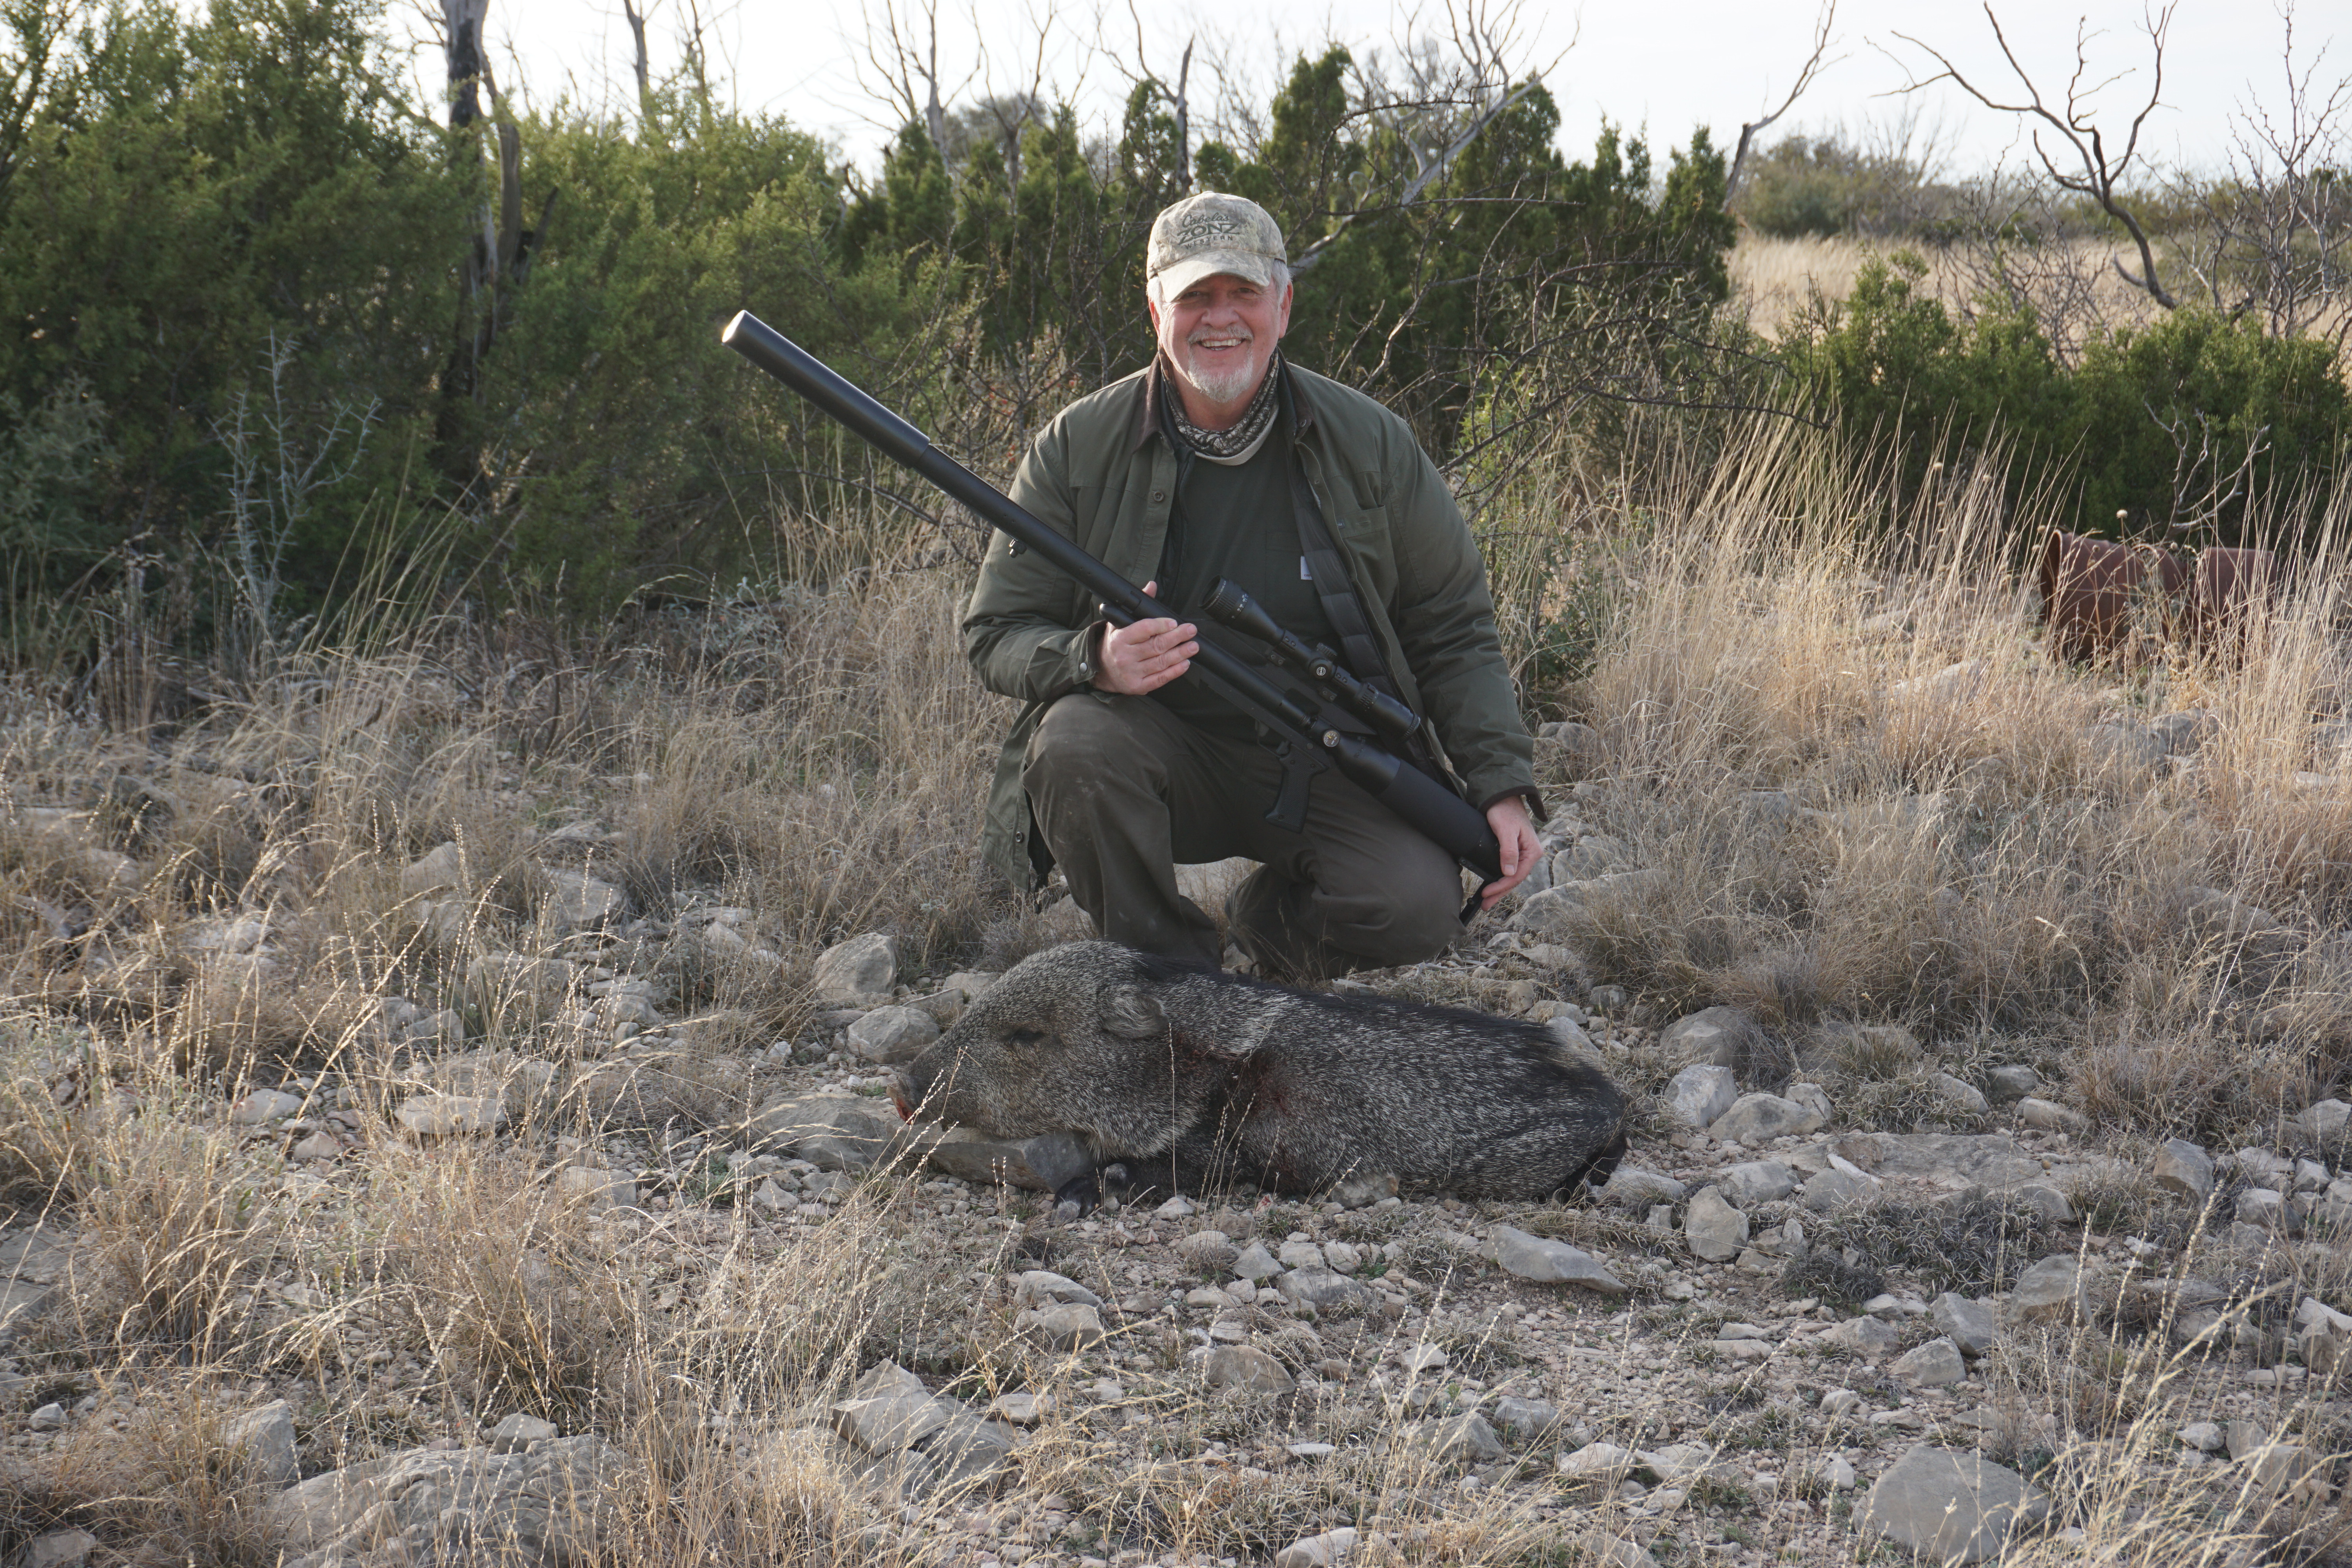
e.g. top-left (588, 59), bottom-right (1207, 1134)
top-left (1728, 1), bottom-right (1840, 203)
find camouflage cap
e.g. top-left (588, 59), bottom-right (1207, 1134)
top-left (1146, 191), bottom-right (1288, 297)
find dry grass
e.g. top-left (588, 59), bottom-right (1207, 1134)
top-left (0, 414), bottom-right (2347, 1564)
top-left (1550, 414), bottom-right (2352, 1146)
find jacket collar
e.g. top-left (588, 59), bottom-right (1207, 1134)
top-left (1132, 355), bottom-right (1318, 452)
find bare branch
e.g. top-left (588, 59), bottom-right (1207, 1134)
top-left (1895, 2), bottom-right (2180, 309)
top-left (1728, 1), bottom-right (1842, 203)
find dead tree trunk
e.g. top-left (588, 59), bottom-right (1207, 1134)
top-left (434, 0), bottom-right (556, 493)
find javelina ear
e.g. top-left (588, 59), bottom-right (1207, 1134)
top-left (1100, 984), bottom-right (1165, 1040)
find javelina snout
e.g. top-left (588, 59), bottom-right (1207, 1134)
top-left (894, 940), bottom-right (1627, 1203)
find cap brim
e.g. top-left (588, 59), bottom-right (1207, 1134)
top-left (1154, 250), bottom-right (1282, 297)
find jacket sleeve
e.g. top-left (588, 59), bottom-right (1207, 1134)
top-left (962, 419), bottom-right (1101, 703)
top-left (1381, 430), bottom-right (1540, 813)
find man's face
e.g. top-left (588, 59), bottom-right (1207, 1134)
top-left (1148, 272), bottom-right (1293, 412)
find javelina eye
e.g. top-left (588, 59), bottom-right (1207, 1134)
top-left (1006, 1028), bottom-right (1045, 1048)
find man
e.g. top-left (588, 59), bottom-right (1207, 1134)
top-left (964, 191), bottom-right (1543, 981)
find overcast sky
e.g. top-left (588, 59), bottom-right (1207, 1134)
top-left (427, 0), bottom-right (2336, 181)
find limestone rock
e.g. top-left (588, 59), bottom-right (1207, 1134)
top-left (1231, 1243), bottom-right (1283, 1282)
top-left (1015, 1303), bottom-right (1106, 1350)
top-left (749, 1093), bottom-right (905, 1172)
top-left (396, 1093), bottom-right (504, 1138)
top-left (1276, 1268), bottom-right (1368, 1313)
top-left (16, 1531), bottom-right (97, 1568)
top-left (490, 1413), bottom-right (559, 1453)
top-left (846, 1005), bottom-right (940, 1065)
top-left (223, 1399), bottom-right (299, 1488)
top-left (268, 1435), bottom-right (637, 1567)
top-left (921, 1129), bottom-right (1094, 1193)
top-left (399, 841), bottom-right (467, 896)
top-left (2015, 1097), bottom-right (2085, 1131)
top-left (1803, 1168), bottom-right (1880, 1212)
top-left (1985, 1065), bottom-right (2040, 1103)
top-left (554, 1166), bottom-right (635, 1209)
top-left (1490, 1225), bottom-right (1628, 1292)
top-left (1930, 1294), bottom-right (1997, 1358)
top-left (1203, 1345), bottom-right (1293, 1394)
top-left (1832, 1132), bottom-right (2042, 1187)
top-left (1509, 886), bottom-right (1586, 942)
top-left (1600, 1167), bottom-right (1687, 1209)
top-left (1013, 1270), bottom-right (1102, 1309)
top-left (232, 1088), bottom-right (304, 1125)
top-left (1684, 1186), bottom-right (1748, 1263)
top-left (1931, 1073), bottom-right (1988, 1114)
top-left (812, 933), bottom-right (898, 1007)
top-left (2151, 1138), bottom-right (2214, 1202)
top-left (1668, 1064), bottom-right (1738, 1129)
top-left (1274, 1528), bottom-right (1360, 1568)
top-left (1857, 1445), bottom-right (2049, 1564)
top-left (1710, 1093), bottom-right (1823, 1143)
top-left (2010, 1256), bottom-right (2092, 1324)
top-left (1892, 1337), bottom-right (1967, 1387)
top-left (1409, 1412), bottom-right (1508, 1465)
top-left (1660, 1006), bottom-right (1756, 1071)
top-left (1489, 1396), bottom-right (1563, 1437)
top-left (539, 867), bottom-right (627, 930)
top-left (1719, 1160), bottom-right (1796, 1206)
top-left (1821, 1315), bottom-right (1899, 1356)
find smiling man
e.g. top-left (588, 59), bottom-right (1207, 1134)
top-left (963, 191), bottom-right (1543, 982)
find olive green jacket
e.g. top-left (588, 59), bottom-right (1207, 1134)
top-left (963, 359), bottom-right (1537, 891)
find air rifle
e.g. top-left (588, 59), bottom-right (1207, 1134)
top-left (720, 310), bottom-right (1504, 913)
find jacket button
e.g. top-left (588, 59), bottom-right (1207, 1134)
top-left (1152, 491), bottom-right (1166, 502)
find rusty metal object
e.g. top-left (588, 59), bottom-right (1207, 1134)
top-left (2188, 546), bottom-right (2294, 647)
top-left (2035, 529), bottom-right (2189, 662)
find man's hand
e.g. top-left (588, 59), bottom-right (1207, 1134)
top-left (1092, 581), bottom-right (1200, 695)
top-left (1478, 795), bottom-right (1543, 911)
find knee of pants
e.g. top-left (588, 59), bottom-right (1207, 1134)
top-left (1022, 693), bottom-right (1157, 795)
top-left (1350, 875), bottom-right (1466, 967)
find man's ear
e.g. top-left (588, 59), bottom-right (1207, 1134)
top-left (1100, 984), bottom-right (1165, 1040)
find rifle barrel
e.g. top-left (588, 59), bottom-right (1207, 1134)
top-left (720, 309), bottom-right (1503, 886)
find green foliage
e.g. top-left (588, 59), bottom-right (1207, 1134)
top-left (0, 0), bottom-right (460, 602)
top-left (1780, 252), bottom-right (2348, 544)
top-left (2070, 308), bottom-right (2350, 540)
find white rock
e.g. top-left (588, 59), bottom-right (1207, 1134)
top-left (812, 933), bottom-right (898, 1006)
top-left (1490, 1225), bottom-right (1628, 1292)
top-left (1892, 1337), bottom-right (1967, 1386)
top-left (1857, 1445), bottom-right (2050, 1564)
top-left (1667, 1064), bottom-right (1738, 1129)
top-left (2152, 1138), bottom-right (2214, 1201)
top-left (1683, 1186), bottom-right (1748, 1263)
top-left (1718, 1160), bottom-right (1796, 1206)
top-left (540, 867), bottom-right (628, 930)
top-left (231, 1088), bottom-right (304, 1125)
top-left (1660, 1007), bottom-right (1754, 1069)
top-left (395, 1093), bottom-right (504, 1138)
top-left (1273, 1527), bottom-right (1359, 1568)
top-left (2016, 1096), bottom-right (2084, 1131)
top-left (1203, 1344), bottom-right (1293, 1394)
top-left (1710, 1092), bottom-right (1824, 1142)
top-left (1931, 1073), bottom-right (1989, 1114)
top-left (846, 1005), bottom-right (939, 1064)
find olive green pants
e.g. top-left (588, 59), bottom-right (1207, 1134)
top-left (1022, 690), bottom-right (1466, 980)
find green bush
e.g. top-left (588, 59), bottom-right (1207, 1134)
top-left (1781, 251), bottom-right (2347, 545)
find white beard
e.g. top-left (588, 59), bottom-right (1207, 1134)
top-left (1174, 339), bottom-right (1264, 406)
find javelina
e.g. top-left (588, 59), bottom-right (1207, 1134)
top-left (892, 940), bottom-right (1626, 1208)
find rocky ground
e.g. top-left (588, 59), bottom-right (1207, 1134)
top-left (2, 790), bottom-right (2347, 1568)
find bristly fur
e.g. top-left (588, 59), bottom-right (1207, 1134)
top-left (896, 940), bottom-right (1627, 1202)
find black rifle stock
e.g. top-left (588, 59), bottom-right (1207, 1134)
top-left (719, 309), bottom-right (1504, 904)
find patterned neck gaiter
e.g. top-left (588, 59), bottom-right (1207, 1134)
top-left (1164, 352), bottom-right (1283, 461)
